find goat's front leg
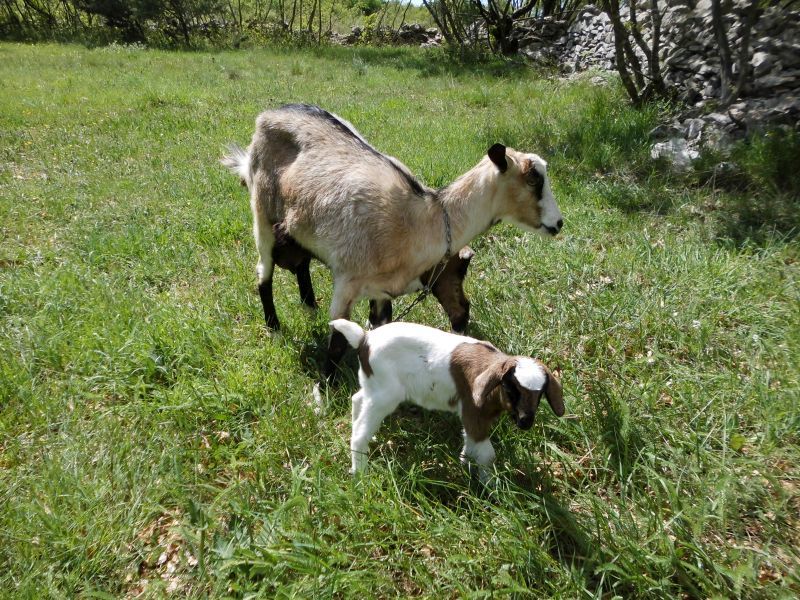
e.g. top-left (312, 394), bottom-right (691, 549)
top-left (432, 287), bottom-right (470, 334)
top-left (350, 389), bottom-right (401, 474)
top-left (461, 433), bottom-right (496, 483)
top-left (368, 299), bottom-right (392, 328)
top-left (252, 201), bottom-right (278, 329)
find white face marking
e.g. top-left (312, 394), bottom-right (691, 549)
top-left (530, 156), bottom-right (563, 230)
top-left (514, 358), bottom-right (547, 391)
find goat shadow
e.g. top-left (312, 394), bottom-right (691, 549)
top-left (387, 443), bottom-right (613, 594)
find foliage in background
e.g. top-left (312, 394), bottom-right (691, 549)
top-left (601, 0), bottom-right (669, 105)
top-left (472, 0), bottom-right (587, 55)
top-left (0, 0), bottom-right (435, 46)
top-left (421, 0), bottom-right (588, 51)
top-left (0, 0), bottom-right (595, 51)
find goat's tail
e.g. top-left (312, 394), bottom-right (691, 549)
top-left (330, 319), bottom-right (365, 349)
top-left (220, 144), bottom-right (251, 186)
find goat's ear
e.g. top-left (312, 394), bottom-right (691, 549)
top-left (540, 363), bottom-right (565, 416)
top-left (472, 359), bottom-right (514, 408)
top-left (487, 143), bottom-right (508, 173)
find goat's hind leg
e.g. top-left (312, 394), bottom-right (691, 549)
top-left (295, 257), bottom-right (317, 309)
top-left (350, 387), bottom-right (401, 474)
top-left (272, 224), bottom-right (317, 310)
top-left (252, 196), bottom-right (279, 329)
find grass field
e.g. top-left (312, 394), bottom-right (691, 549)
top-left (1, 42), bottom-right (798, 598)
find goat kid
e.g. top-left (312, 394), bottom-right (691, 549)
top-left (331, 319), bottom-right (565, 480)
top-left (222, 104), bottom-right (563, 375)
top-left (271, 221), bottom-right (476, 333)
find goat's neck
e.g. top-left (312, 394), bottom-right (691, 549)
top-left (437, 161), bottom-right (500, 250)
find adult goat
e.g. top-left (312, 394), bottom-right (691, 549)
top-left (222, 104), bottom-right (563, 375)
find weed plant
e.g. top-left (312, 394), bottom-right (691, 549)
top-left (0, 43), bottom-right (798, 597)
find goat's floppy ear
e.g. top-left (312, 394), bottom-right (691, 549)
top-left (540, 363), bottom-right (565, 416)
top-left (487, 143), bottom-right (508, 173)
top-left (472, 358), bottom-right (514, 407)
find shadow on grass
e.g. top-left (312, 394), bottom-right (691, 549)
top-left (709, 192), bottom-right (799, 247)
top-left (591, 385), bottom-right (648, 484)
top-left (616, 129), bottom-right (800, 248)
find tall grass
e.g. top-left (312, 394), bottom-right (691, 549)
top-left (1, 42), bottom-right (798, 598)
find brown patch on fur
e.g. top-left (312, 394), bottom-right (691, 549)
top-left (420, 246), bottom-right (474, 332)
top-left (450, 343), bottom-right (514, 441)
top-left (358, 337), bottom-right (373, 377)
top-left (272, 222), bottom-right (314, 271)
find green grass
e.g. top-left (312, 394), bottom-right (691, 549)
top-left (1, 42), bottom-right (798, 598)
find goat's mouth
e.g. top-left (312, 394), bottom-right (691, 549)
top-left (541, 219), bottom-right (564, 237)
top-left (515, 415), bottom-right (534, 430)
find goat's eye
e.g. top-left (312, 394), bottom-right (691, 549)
top-left (502, 381), bottom-right (520, 405)
top-left (526, 172), bottom-right (544, 197)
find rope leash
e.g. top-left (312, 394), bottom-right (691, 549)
top-left (392, 202), bottom-right (452, 323)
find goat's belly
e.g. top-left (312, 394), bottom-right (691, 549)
top-left (403, 279), bottom-right (423, 294)
top-left (404, 378), bottom-right (458, 413)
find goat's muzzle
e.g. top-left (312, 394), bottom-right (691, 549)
top-left (543, 219), bottom-right (563, 237)
top-left (516, 414), bottom-right (534, 430)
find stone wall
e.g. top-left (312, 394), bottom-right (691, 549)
top-left (330, 23), bottom-right (440, 47)
top-left (516, 2), bottom-right (800, 168)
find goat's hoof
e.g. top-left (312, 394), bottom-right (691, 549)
top-left (311, 382), bottom-right (326, 416)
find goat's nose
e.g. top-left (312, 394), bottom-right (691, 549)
top-left (545, 222), bottom-right (561, 236)
top-left (517, 415), bottom-right (534, 430)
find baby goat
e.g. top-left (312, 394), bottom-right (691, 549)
top-left (331, 319), bottom-right (564, 479)
top-left (222, 103), bottom-right (563, 375)
top-left (271, 221), bottom-right (476, 332)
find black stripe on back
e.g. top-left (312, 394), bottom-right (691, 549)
top-left (280, 103), bottom-right (426, 197)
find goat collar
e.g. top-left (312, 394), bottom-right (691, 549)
top-left (442, 203), bottom-right (452, 259)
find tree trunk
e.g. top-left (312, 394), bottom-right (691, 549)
top-left (711, 0), bottom-right (733, 104)
top-left (605, 0), bottom-right (641, 104)
top-left (731, 1), bottom-right (761, 103)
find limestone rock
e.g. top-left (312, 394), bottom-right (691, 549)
top-left (650, 138), bottom-right (699, 172)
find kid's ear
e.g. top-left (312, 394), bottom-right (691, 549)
top-left (539, 363), bottom-right (564, 416)
top-left (488, 143), bottom-right (508, 173)
top-left (472, 359), bottom-right (514, 407)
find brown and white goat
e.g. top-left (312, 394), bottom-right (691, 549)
top-left (222, 104), bottom-right (563, 374)
top-left (270, 221), bottom-right (476, 333)
top-left (331, 319), bottom-right (564, 480)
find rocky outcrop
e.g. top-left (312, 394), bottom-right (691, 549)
top-left (331, 4), bottom-right (797, 169)
top-left (330, 23), bottom-right (440, 47)
top-left (516, 2), bottom-right (799, 169)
